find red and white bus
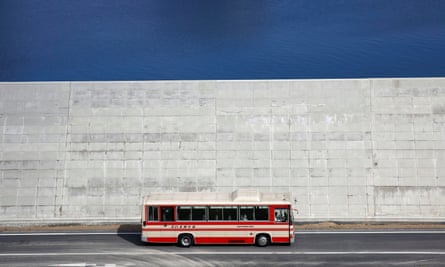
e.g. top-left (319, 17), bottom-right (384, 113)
top-left (141, 189), bottom-right (294, 247)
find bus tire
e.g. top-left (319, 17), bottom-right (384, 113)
top-left (255, 234), bottom-right (270, 247)
top-left (178, 234), bottom-right (194, 248)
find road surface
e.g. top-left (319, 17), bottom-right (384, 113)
top-left (0, 230), bottom-right (444, 266)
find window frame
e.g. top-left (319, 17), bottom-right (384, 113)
top-left (191, 206), bottom-right (207, 221)
top-left (208, 206), bottom-right (224, 221)
top-left (176, 205), bottom-right (208, 221)
top-left (239, 206), bottom-right (255, 221)
top-left (176, 206), bottom-right (192, 221)
top-left (253, 205), bottom-right (269, 221)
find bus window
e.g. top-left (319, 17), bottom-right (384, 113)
top-left (209, 206), bottom-right (223, 220)
top-left (223, 206), bottom-right (238, 221)
top-left (192, 206), bottom-right (207, 221)
top-left (274, 208), bottom-right (288, 222)
top-left (161, 207), bottom-right (174, 221)
top-left (148, 206), bottom-right (159, 221)
top-left (254, 206), bottom-right (269, 220)
top-left (239, 206), bottom-right (254, 221)
top-left (177, 206), bottom-right (192, 221)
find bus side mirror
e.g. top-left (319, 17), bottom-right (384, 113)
top-left (143, 221), bottom-right (147, 226)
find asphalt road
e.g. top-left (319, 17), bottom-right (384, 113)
top-left (0, 230), bottom-right (444, 266)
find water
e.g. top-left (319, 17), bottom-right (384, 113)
top-left (1, 0), bottom-right (445, 81)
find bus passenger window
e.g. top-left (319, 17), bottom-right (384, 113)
top-left (209, 206), bottom-right (223, 220)
top-left (254, 206), bottom-right (269, 220)
top-left (177, 206), bottom-right (192, 220)
top-left (223, 206), bottom-right (237, 220)
top-left (192, 206), bottom-right (207, 221)
top-left (239, 206), bottom-right (254, 221)
top-left (161, 207), bottom-right (174, 221)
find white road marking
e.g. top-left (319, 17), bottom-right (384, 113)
top-left (48, 264), bottom-right (90, 267)
top-left (1, 251), bottom-right (445, 256)
top-left (48, 264), bottom-right (120, 267)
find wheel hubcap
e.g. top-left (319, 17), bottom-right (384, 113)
top-left (182, 237), bottom-right (191, 246)
top-left (258, 236), bottom-right (268, 246)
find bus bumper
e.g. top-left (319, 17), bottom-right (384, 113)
top-left (141, 234), bottom-right (149, 243)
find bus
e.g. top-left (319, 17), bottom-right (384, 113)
top-left (141, 189), bottom-right (294, 247)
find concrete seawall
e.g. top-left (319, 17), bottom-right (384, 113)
top-left (0, 78), bottom-right (444, 224)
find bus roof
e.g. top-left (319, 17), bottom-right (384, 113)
top-left (143, 189), bottom-right (292, 206)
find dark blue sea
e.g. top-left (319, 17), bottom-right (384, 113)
top-left (1, 0), bottom-right (445, 81)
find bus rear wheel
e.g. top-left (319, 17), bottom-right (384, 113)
top-left (255, 234), bottom-right (270, 247)
top-left (178, 234), bottom-right (194, 248)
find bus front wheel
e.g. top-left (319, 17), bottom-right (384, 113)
top-left (178, 234), bottom-right (194, 248)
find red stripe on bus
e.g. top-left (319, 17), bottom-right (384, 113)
top-left (194, 237), bottom-right (254, 244)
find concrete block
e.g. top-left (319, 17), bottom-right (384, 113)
top-left (328, 205), bottom-right (349, 218)
top-left (347, 176), bottom-right (368, 186)
top-left (215, 168), bottom-right (235, 181)
top-left (348, 205), bottom-right (368, 217)
top-left (17, 189), bottom-right (36, 205)
top-left (290, 176), bottom-right (309, 187)
top-left (35, 206), bottom-right (56, 218)
top-left (291, 160), bottom-right (309, 168)
top-left (18, 175), bottom-right (39, 187)
top-left (328, 187), bottom-right (348, 204)
top-left (216, 176), bottom-right (234, 187)
top-left (310, 205), bottom-right (329, 217)
top-left (328, 168), bottom-right (347, 177)
top-left (0, 192), bottom-right (17, 206)
top-left (310, 167), bottom-right (327, 178)
top-left (375, 204), bottom-right (401, 216)
top-left (310, 159), bottom-right (327, 169)
top-left (271, 177), bottom-right (290, 186)
top-left (416, 177), bottom-right (437, 187)
top-left (252, 168), bottom-right (269, 178)
top-left (327, 176), bottom-right (348, 186)
top-left (272, 151), bottom-right (290, 160)
top-left (216, 81), bottom-right (254, 99)
top-left (85, 204), bottom-right (104, 216)
top-left (271, 160), bottom-right (290, 168)
top-left (37, 193), bottom-right (55, 206)
top-left (10, 206), bottom-right (36, 218)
